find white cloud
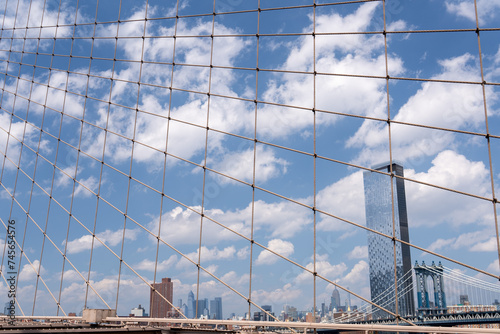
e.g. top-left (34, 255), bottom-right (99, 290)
top-left (252, 283), bottom-right (302, 305)
top-left (0, 0), bottom-right (73, 57)
top-left (83, 12), bottom-right (255, 168)
top-left (80, 2), bottom-right (406, 187)
top-left (426, 229), bottom-right (495, 253)
top-left (316, 171), bottom-right (365, 231)
top-left (65, 228), bottom-right (140, 254)
top-left (18, 260), bottom-right (45, 282)
top-left (73, 176), bottom-right (100, 198)
top-left (295, 261), bottom-right (348, 284)
top-left (60, 269), bottom-right (90, 282)
top-left (427, 238), bottom-right (457, 253)
top-left (0, 113), bottom-right (39, 170)
top-left (405, 150), bottom-right (493, 227)
top-left (60, 275), bottom-right (150, 314)
top-left (487, 260), bottom-right (500, 274)
top-left (445, 0), bottom-right (500, 24)
top-left (348, 54), bottom-right (491, 165)
top-left (176, 246), bottom-right (239, 269)
top-left (347, 246), bottom-right (368, 259)
top-left (208, 146), bottom-right (289, 184)
top-left (151, 199), bottom-right (311, 246)
top-left (256, 239), bottom-right (294, 265)
top-left (339, 260), bottom-right (369, 287)
top-left (201, 264), bottom-right (219, 277)
top-left (237, 246), bottom-right (249, 260)
top-left (257, 3), bottom-right (404, 140)
top-left (221, 271), bottom-right (250, 287)
top-left (470, 237), bottom-right (498, 252)
top-left (55, 166), bottom-right (77, 188)
top-left (135, 255), bottom-right (178, 272)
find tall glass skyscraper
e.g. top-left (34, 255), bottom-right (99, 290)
top-left (187, 291), bottom-right (195, 318)
top-left (363, 163), bottom-right (415, 319)
top-left (210, 297), bottom-right (223, 320)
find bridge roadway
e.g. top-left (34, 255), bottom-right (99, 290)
top-left (1, 317), bottom-right (500, 334)
top-left (347, 310), bottom-right (500, 327)
top-left (0, 323), bottom-right (236, 334)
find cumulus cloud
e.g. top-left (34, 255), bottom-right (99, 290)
top-left (257, 2), bottom-right (404, 139)
top-left (18, 260), bottom-right (46, 282)
top-left (207, 146), bottom-right (289, 184)
top-left (135, 255), bottom-right (178, 272)
top-left (60, 269), bottom-right (92, 282)
top-left (65, 228), bottom-right (140, 254)
top-left (470, 238), bottom-right (498, 252)
top-left (73, 176), bottom-right (100, 198)
top-left (348, 54), bottom-right (492, 165)
top-left (487, 260), bottom-right (500, 274)
top-left (316, 171), bottom-right (365, 231)
top-left (177, 246), bottom-right (239, 269)
top-left (0, 0), bottom-right (73, 57)
top-left (295, 261), bottom-right (348, 284)
top-left (252, 283), bottom-right (301, 305)
top-left (445, 0), bottom-right (500, 24)
top-left (83, 12), bottom-right (255, 168)
top-left (237, 247), bottom-right (249, 260)
top-left (338, 260), bottom-right (370, 299)
top-left (347, 246), bottom-right (368, 260)
top-left (426, 229), bottom-right (496, 253)
top-left (405, 150), bottom-right (493, 227)
top-left (150, 199), bottom-right (311, 245)
top-left (78, 1), bottom-right (406, 188)
top-left (256, 239), bottom-right (294, 265)
top-left (60, 275), bottom-right (150, 314)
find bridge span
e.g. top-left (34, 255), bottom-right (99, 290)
top-left (1, 317), bottom-right (500, 334)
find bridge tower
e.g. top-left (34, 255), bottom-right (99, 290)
top-left (414, 261), bottom-right (447, 315)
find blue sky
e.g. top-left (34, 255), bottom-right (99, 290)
top-left (0, 0), bottom-right (499, 319)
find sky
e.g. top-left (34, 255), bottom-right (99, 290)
top-left (0, 0), bottom-right (499, 319)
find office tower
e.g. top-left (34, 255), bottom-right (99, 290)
top-left (330, 288), bottom-right (341, 311)
top-left (210, 297), bottom-right (223, 320)
top-left (197, 298), bottom-right (209, 317)
top-left (150, 277), bottom-right (174, 318)
top-left (363, 163), bottom-right (415, 319)
top-left (181, 303), bottom-right (188, 318)
top-left (321, 302), bottom-right (326, 317)
top-left (187, 291), bottom-right (195, 318)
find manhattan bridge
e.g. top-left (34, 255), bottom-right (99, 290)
top-left (0, 0), bottom-right (500, 333)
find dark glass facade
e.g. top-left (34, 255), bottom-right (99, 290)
top-left (363, 163), bottom-right (415, 319)
top-left (210, 297), bottom-right (223, 320)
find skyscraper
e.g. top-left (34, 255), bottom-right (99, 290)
top-left (330, 287), bottom-right (341, 311)
top-left (363, 162), bottom-right (415, 319)
top-left (187, 291), bottom-right (195, 318)
top-left (150, 277), bottom-right (174, 318)
top-left (197, 298), bottom-right (209, 317)
top-left (210, 297), bottom-right (223, 320)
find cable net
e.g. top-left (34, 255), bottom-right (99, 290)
top-left (0, 0), bottom-right (499, 324)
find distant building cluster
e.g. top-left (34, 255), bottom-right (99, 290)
top-left (123, 163), bottom-right (498, 323)
top-left (144, 277), bottom-right (223, 320)
top-left (177, 291), bottom-right (223, 320)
